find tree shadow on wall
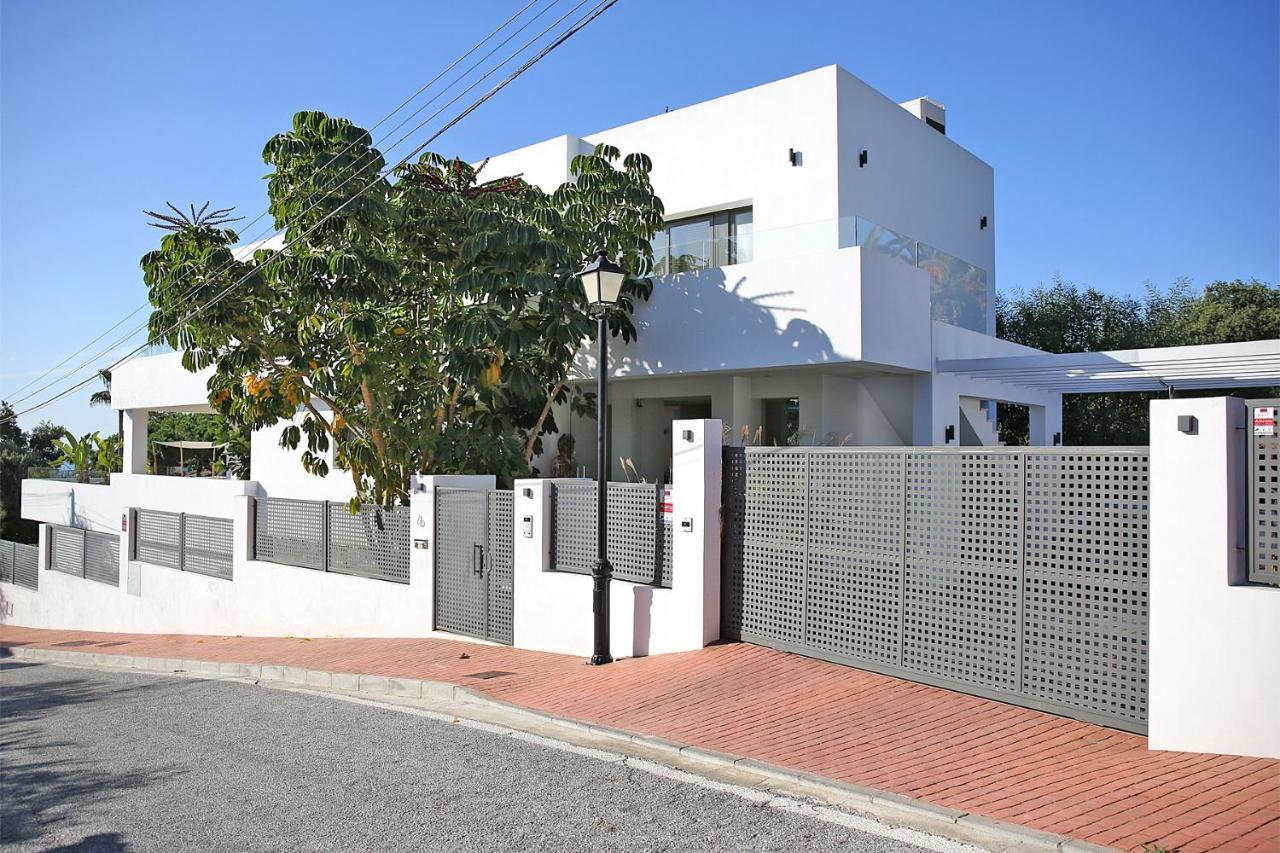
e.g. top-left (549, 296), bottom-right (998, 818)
top-left (614, 269), bottom-right (836, 376)
top-left (0, 662), bottom-right (184, 848)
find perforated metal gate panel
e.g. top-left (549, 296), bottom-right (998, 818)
top-left (136, 510), bottom-right (181, 569)
top-left (722, 445), bottom-right (1152, 733)
top-left (1249, 400), bottom-right (1280, 586)
top-left (49, 525), bottom-right (85, 576)
top-left (903, 451), bottom-right (1023, 691)
top-left (253, 497), bottom-right (325, 570)
top-left (807, 450), bottom-right (904, 666)
top-left (435, 488), bottom-right (489, 640)
top-left (1022, 451), bottom-right (1149, 725)
top-left (551, 483), bottom-right (668, 587)
top-left (487, 490), bottom-right (515, 645)
top-left (328, 504), bottom-right (410, 584)
top-left (83, 530), bottom-right (120, 586)
top-left (182, 514), bottom-right (234, 580)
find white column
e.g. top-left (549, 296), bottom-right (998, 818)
top-left (666, 418), bottom-right (722, 649)
top-left (123, 409), bottom-right (149, 474)
top-left (1029, 394), bottom-right (1064, 445)
top-left (729, 376), bottom-right (755, 445)
top-left (1149, 396), bottom-right (1280, 759)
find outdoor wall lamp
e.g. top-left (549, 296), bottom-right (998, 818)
top-left (576, 250), bottom-right (626, 667)
top-left (980, 215), bottom-right (988, 230)
top-left (945, 424), bottom-right (956, 443)
top-left (858, 149), bottom-right (868, 168)
top-left (788, 148), bottom-right (802, 166)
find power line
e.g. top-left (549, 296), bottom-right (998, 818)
top-left (1, 0), bottom-right (554, 405)
top-left (3, 0), bottom-right (596, 419)
top-left (1, 0), bottom-right (620, 428)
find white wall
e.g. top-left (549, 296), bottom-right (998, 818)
top-left (836, 68), bottom-right (996, 334)
top-left (250, 412), bottom-right (357, 501)
top-left (112, 352), bottom-right (215, 411)
top-left (1148, 397), bottom-right (1280, 759)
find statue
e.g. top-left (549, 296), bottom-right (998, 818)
top-left (550, 433), bottom-right (576, 478)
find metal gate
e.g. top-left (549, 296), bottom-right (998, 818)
top-left (722, 446), bottom-right (1151, 733)
top-left (1248, 399), bottom-right (1280, 586)
top-left (434, 488), bottom-right (514, 644)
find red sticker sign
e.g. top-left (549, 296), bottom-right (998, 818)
top-left (1254, 407), bottom-right (1276, 437)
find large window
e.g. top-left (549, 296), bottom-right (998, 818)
top-left (651, 206), bottom-right (752, 274)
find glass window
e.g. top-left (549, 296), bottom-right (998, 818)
top-left (729, 208), bottom-right (753, 264)
top-left (649, 229), bottom-right (670, 276)
top-left (667, 217), bottom-right (713, 273)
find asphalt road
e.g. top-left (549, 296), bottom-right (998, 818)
top-left (0, 660), bottom-right (951, 853)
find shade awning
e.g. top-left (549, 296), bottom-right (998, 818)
top-left (150, 440), bottom-right (228, 450)
top-left (937, 339), bottom-right (1280, 393)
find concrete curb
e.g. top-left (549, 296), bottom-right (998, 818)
top-left (3, 646), bottom-right (1118, 853)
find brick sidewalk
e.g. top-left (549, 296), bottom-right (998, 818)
top-left (1, 626), bottom-right (1275, 852)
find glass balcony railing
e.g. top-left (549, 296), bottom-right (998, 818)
top-left (645, 213), bottom-right (990, 334)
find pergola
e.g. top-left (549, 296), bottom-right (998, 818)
top-left (937, 339), bottom-right (1280, 394)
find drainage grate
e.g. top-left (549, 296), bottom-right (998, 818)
top-left (96, 641), bottom-right (131, 647)
top-left (53, 641), bottom-right (97, 647)
top-left (465, 671), bottom-right (515, 680)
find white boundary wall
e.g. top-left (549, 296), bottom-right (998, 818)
top-left (1149, 397), bottom-right (1280, 759)
top-left (3, 422), bottom-right (723, 658)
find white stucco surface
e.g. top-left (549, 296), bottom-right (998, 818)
top-left (1148, 397), bottom-right (1280, 759)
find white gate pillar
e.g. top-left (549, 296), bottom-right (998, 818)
top-left (1149, 396), bottom-right (1280, 759)
top-left (665, 418), bottom-right (722, 650)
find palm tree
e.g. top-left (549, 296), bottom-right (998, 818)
top-left (90, 368), bottom-right (123, 441)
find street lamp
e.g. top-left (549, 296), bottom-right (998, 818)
top-left (576, 250), bottom-right (626, 666)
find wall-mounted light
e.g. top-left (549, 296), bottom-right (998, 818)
top-left (1177, 415), bottom-right (1198, 435)
top-left (788, 148), bottom-right (802, 167)
top-left (522, 487), bottom-right (534, 498)
top-left (858, 149), bottom-right (869, 168)
top-left (980, 215), bottom-right (988, 230)
top-left (1053, 431), bottom-right (1062, 446)
top-left (944, 424), bottom-right (955, 443)
top-left (682, 429), bottom-right (695, 443)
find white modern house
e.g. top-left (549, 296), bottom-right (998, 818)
top-left (487, 65), bottom-right (1062, 481)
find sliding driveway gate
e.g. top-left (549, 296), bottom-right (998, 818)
top-left (722, 446), bottom-right (1151, 732)
top-left (434, 488), bottom-right (514, 644)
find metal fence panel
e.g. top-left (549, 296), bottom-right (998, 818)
top-left (13, 541), bottom-right (38, 590)
top-left (0, 540), bottom-right (12, 584)
top-left (253, 497), bottom-right (324, 570)
top-left (551, 482), bottom-right (669, 587)
top-left (49, 525), bottom-right (85, 576)
top-left (903, 450), bottom-right (1023, 692)
top-left (1249, 400), bottom-right (1280, 586)
top-left (806, 450), bottom-right (904, 667)
top-left (136, 509), bottom-right (181, 569)
top-left (182, 514), bottom-right (234, 580)
top-left (487, 490), bottom-right (515, 644)
top-left (84, 530), bottom-right (120, 586)
top-left (1022, 450), bottom-right (1149, 726)
top-left (327, 504), bottom-right (409, 584)
top-left (722, 445), bottom-right (1152, 733)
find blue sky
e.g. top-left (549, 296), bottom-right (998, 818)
top-left (2, 0), bottom-right (1277, 434)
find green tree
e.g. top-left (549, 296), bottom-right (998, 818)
top-left (51, 431), bottom-right (102, 483)
top-left (997, 277), bottom-right (1279, 444)
top-left (0, 401), bottom-right (60, 543)
top-left (90, 367), bottom-right (124, 440)
top-left (143, 112), bottom-right (662, 505)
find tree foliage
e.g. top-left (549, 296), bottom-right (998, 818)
top-left (0, 402), bottom-right (68, 543)
top-left (997, 278), bottom-right (1280, 444)
top-left (143, 112), bottom-right (664, 505)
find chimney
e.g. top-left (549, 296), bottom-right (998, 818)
top-left (898, 97), bottom-right (946, 135)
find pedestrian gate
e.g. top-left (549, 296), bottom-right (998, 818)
top-left (434, 488), bottom-right (514, 644)
top-left (722, 446), bottom-right (1151, 733)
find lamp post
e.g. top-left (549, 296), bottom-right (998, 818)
top-left (576, 250), bottom-right (627, 666)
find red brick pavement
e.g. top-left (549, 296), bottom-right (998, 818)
top-left (2, 625), bottom-right (1275, 852)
